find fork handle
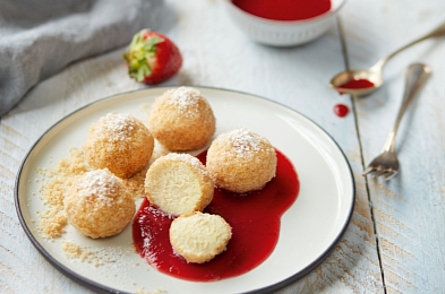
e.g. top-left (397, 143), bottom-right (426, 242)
top-left (382, 63), bottom-right (431, 152)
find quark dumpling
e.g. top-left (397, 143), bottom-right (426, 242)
top-left (84, 113), bottom-right (154, 178)
top-left (206, 128), bottom-right (277, 193)
top-left (169, 212), bottom-right (232, 263)
top-left (144, 153), bottom-right (214, 215)
top-left (64, 169), bottom-right (135, 239)
top-left (148, 87), bottom-right (216, 151)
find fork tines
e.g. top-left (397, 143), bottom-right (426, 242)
top-left (362, 167), bottom-right (397, 181)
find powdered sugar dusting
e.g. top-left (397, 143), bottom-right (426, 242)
top-left (224, 128), bottom-right (266, 157)
top-left (96, 113), bottom-right (136, 141)
top-left (166, 87), bottom-right (201, 114)
top-left (77, 169), bottom-right (121, 204)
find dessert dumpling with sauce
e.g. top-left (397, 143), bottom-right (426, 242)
top-left (64, 169), bottom-right (135, 239)
top-left (148, 87), bottom-right (216, 151)
top-left (84, 113), bottom-right (154, 179)
top-left (144, 153), bottom-right (214, 216)
top-left (169, 211), bottom-right (232, 263)
top-left (206, 127), bottom-right (277, 193)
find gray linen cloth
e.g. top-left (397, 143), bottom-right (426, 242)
top-left (0, 0), bottom-right (165, 117)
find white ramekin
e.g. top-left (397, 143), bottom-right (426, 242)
top-left (224, 0), bottom-right (347, 46)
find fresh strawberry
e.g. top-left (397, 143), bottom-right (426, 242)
top-left (123, 29), bottom-right (182, 85)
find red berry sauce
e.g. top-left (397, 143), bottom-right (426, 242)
top-left (334, 104), bottom-right (349, 117)
top-left (339, 78), bottom-right (374, 90)
top-left (232, 0), bottom-right (331, 21)
top-left (132, 149), bottom-right (299, 282)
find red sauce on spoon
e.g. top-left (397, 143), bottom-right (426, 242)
top-left (232, 0), bottom-right (332, 21)
top-left (132, 149), bottom-right (299, 282)
top-left (339, 78), bottom-right (374, 90)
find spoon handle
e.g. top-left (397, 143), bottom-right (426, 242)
top-left (382, 63), bottom-right (431, 153)
top-left (373, 21), bottom-right (445, 70)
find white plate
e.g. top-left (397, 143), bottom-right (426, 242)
top-left (15, 87), bottom-right (355, 294)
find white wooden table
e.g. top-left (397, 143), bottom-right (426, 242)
top-left (1, 0), bottom-right (444, 293)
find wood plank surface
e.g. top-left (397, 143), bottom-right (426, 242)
top-left (341, 0), bottom-right (445, 293)
top-left (0, 0), bottom-right (443, 293)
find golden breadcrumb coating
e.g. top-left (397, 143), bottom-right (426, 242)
top-left (170, 212), bottom-right (232, 263)
top-left (145, 153), bottom-right (214, 215)
top-left (148, 87), bottom-right (216, 151)
top-left (206, 128), bottom-right (277, 193)
top-left (84, 113), bottom-right (154, 179)
top-left (64, 169), bottom-right (135, 239)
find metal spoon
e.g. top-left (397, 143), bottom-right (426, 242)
top-left (329, 21), bottom-right (444, 97)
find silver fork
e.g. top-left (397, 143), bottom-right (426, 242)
top-left (363, 63), bottom-right (431, 180)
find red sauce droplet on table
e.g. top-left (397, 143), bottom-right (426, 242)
top-left (232, 0), bottom-right (331, 21)
top-left (334, 104), bottom-right (349, 117)
top-left (132, 149), bottom-right (300, 282)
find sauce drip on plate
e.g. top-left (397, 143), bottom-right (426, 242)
top-left (132, 149), bottom-right (300, 281)
top-left (232, 0), bottom-right (331, 21)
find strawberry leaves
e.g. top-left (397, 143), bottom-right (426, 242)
top-left (123, 29), bottom-right (163, 82)
top-left (124, 29), bottom-right (182, 84)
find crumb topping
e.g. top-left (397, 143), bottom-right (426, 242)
top-left (37, 208), bottom-right (68, 238)
top-left (36, 148), bottom-right (89, 239)
top-left (37, 146), bottom-right (144, 240)
top-left (94, 113), bottom-right (136, 141)
top-left (62, 240), bottom-right (133, 267)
